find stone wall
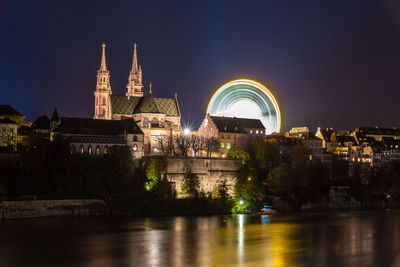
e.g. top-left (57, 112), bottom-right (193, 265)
top-left (0, 199), bottom-right (106, 219)
top-left (165, 157), bottom-right (242, 197)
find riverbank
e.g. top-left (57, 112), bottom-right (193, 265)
top-left (0, 198), bottom-right (234, 219)
top-left (0, 199), bottom-right (107, 219)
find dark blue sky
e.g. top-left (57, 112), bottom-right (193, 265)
top-left (1, 0), bottom-right (400, 131)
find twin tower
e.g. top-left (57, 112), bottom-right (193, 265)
top-left (94, 43), bottom-right (143, 119)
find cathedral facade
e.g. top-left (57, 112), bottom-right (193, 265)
top-left (93, 43), bottom-right (181, 155)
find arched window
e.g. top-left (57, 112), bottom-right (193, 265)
top-left (96, 145), bottom-right (101, 155)
top-left (79, 145), bottom-right (84, 154)
top-left (88, 145), bottom-right (93, 155)
top-left (132, 144), bottom-right (138, 151)
top-left (227, 143), bottom-right (231, 149)
top-left (70, 144), bottom-right (76, 154)
top-left (133, 135), bottom-right (138, 141)
top-left (221, 143), bottom-right (225, 148)
top-left (104, 146), bottom-right (108, 154)
top-left (103, 97), bottom-right (106, 105)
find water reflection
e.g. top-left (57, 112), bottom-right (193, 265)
top-left (0, 211), bottom-right (400, 266)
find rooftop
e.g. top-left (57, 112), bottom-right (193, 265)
top-left (210, 116), bottom-right (265, 134)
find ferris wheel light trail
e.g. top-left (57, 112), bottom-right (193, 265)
top-left (206, 79), bottom-right (281, 134)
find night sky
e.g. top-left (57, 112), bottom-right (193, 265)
top-left (1, 0), bottom-right (400, 132)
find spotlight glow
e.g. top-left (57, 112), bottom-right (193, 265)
top-left (183, 128), bottom-right (191, 136)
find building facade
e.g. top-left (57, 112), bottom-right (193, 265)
top-left (0, 105), bottom-right (24, 150)
top-left (55, 117), bottom-right (144, 159)
top-left (197, 114), bottom-right (265, 157)
top-left (93, 43), bottom-right (181, 155)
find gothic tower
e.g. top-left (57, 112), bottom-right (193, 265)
top-left (126, 43), bottom-right (143, 97)
top-left (94, 43), bottom-right (112, 119)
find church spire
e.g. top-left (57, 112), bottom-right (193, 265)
top-left (131, 43), bottom-right (138, 74)
top-left (94, 43), bottom-right (112, 120)
top-left (126, 43), bottom-right (144, 97)
top-left (100, 43), bottom-right (107, 71)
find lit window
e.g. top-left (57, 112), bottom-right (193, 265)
top-left (96, 145), bottom-right (101, 155)
top-left (250, 130), bottom-right (253, 134)
top-left (221, 143), bottom-right (225, 148)
top-left (227, 143), bottom-right (231, 149)
top-left (133, 144), bottom-right (138, 151)
top-left (79, 145), bottom-right (84, 154)
top-left (104, 146), bottom-right (108, 154)
top-left (260, 131), bottom-right (263, 134)
top-left (256, 130), bottom-right (259, 134)
top-left (88, 145), bottom-right (92, 155)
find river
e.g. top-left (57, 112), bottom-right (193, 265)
top-left (1, 210), bottom-right (400, 266)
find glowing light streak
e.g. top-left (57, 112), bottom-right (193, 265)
top-left (207, 79), bottom-right (282, 134)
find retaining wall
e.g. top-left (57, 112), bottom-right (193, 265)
top-left (0, 199), bottom-right (106, 219)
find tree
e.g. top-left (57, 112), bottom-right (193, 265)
top-left (267, 162), bottom-right (293, 198)
top-left (174, 134), bottom-right (191, 156)
top-left (213, 179), bottom-right (229, 198)
top-left (190, 135), bottom-right (207, 157)
top-left (205, 137), bottom-right (219, 157)
top-left (0, 130), bottom-right (17, 152)
top-left (229, 147), bottom-right (250, 164)
top-left (145, 157), bottom-right (165, 191)
top-left (182, 170), bottom-right (200, 197)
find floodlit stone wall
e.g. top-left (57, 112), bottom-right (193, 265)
top-left (0, 199), bottom-right (106, 219)
top-left (165, 157), bottom-right (241, 197)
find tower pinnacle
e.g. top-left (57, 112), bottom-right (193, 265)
top-left (132, 43), bottom-right (138, 73)
top-left (94, 43), bottom-right (112, 120)
top-left (100, 43), bottom-right (107, 71)
top-left (126, 43), bottom-right (143, 97)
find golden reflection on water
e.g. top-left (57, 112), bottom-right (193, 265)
top-left (1, 211), bottom-right (400, 266)
top-left (131, 212), bottom-right (400, 267)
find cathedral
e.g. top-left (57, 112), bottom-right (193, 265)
top-left (93, 43), bottom-right (182, 154)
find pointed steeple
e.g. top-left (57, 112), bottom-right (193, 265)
top-left (94, 43), bottom-right (112, 120)
top-left (131, 43), bottom-right (138, 74)
top-left (100, 43), bottom-right (107, 71)
top-left (51, 106), bottom-right (59, 121)
top-left (149, 82), bottom-right (152, 94)
top-left (126, 43), bottom-right (143, 97)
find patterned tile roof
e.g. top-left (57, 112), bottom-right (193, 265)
top-left (110, 94), bottom-right (180, 117)
top-left (110, 95), bottom-right (140, 115)
top-left (134, 94), bottom-right (161, 114)
top-left (154, 97), bottom-right (180, 116)
top-left (57, 117), bottom-right (143, 135)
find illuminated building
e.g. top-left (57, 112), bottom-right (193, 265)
top-left (0, 105), bottom-right (25, 125)
top-left (55, 117), bottom-right (144, 158)
top-left (197, 114), bottom-right (265, 157)
top-left (93, 43), bottom-right (181, 155)
top-left (28, 108), bottom-right (144, 158)
top-left (207, 79), bottom-right (281, 135)
top-left (0, 105), bottom-right (25, 150)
